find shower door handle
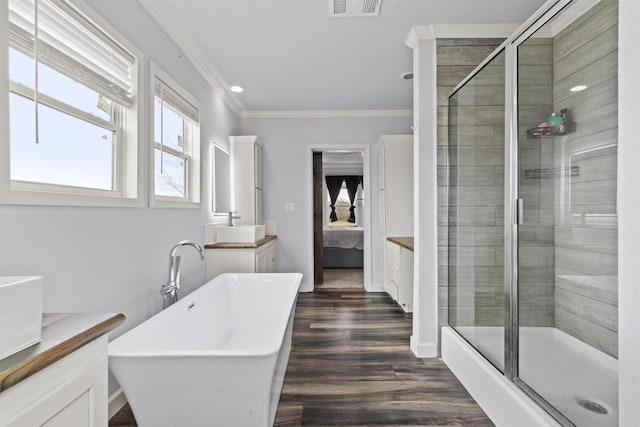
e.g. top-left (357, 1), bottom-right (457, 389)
top-left (516, 199), bottom-right (524, 225)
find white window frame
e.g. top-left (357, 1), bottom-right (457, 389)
top-left (149, 61), bottom-right (201, 208)
top-left (0, 0), bottom-right (144, 207)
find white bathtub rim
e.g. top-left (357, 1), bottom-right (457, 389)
top-left (442, 326), bottom-right (561, 426)
top-left (109, 272), bottom-right (302, 358)
top-left (442, 326), bottom-right (562, 427)
top-left (451, 325), bottom-right (618, 373)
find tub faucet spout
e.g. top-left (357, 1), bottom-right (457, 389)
top-left (161, 240), bottom-right (205, 309)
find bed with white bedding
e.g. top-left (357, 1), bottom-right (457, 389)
top-left (323, 224), bottom-right (364, 268)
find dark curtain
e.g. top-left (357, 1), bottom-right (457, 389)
top-left (344, 176), bottom-right (360, 223)
top-left (325, 176), bottom-right (344, 222)
top-left (359, 175), bottom-right (364, 189)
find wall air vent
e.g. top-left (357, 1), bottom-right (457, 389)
top-left (331, 0), bottom-right (381, 17)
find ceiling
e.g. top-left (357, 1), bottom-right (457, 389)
top-left (144, 0), bottom-right (546, 113)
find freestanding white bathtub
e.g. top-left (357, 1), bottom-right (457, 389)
top-left (108, 273), bottom-right (302, 427)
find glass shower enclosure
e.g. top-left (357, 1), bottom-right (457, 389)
top-left (448, 0), bottom-right (618, 426)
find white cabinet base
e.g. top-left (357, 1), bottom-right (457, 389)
top-left (385, 240), bottom-right (414, 313)
top-left (0, 336), bottom-right (108, 427)
top-left (377, 135), bottom-right (413, 312)
top-left (231, 136), bottom-right (263, 225)
top-left (205, 239), bottom-right (277, 280)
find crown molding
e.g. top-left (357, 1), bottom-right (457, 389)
top-left (136, 0), bottom-right (243, 116)
top-left (240, 109), bottom-right (413, 119)
top-left (405, 26), bottom-right (436, 48)
top-left (405, 24), bottom-right (520, 48)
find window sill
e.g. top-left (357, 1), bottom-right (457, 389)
top-left (150, 197), bottom-right (201, 209)
top-left (0, 185), bottom-right (144, 208)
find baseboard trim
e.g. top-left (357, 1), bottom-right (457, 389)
top-left (367, 282), bottom-right (385, 292)
top-left (108, 388), bottom-right (128, 420)
top-left (299, 283), bottom-right (314, 292)
top-left (410, 335), bottom-right (438, 358)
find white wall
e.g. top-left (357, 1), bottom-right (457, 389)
top-left (239, 117), bottom-right (411, 288)
top-left (0, 0), bottom-right (239, 395)
top-left (618, 0), bottom-right (640, 424)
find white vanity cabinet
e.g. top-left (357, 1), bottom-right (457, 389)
top-left (205, 238), bottom-right (277, 281)
top-left (0, 337), bottom-right (107, 427)
top-left (377, 135), bottom-right (413, 301)
top-left (255, 240), bottom-right (277, 274)
top-left (0, 313), bottom-right (123, 427)
top-left (230, 135), bottom-right (263, 225)
top-left (385, 240), bottom-right (414, 313)
top-left (397, 247), bottom-right (414, 312)
top-left (385, 241), bottom-right (400, 301)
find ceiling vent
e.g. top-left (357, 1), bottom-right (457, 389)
top-left (331, 0), bottom-right (381, 17)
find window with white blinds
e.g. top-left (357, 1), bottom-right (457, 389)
top-left (8, 0), bottom-right (135, 106)
top-left (154, 77), bottom-right (199, 124)
top-left (1, 0), bottom-right (142, 206)
top-left (150, 62), bottom-right (201, 207)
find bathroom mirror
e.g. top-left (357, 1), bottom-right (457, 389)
top-left (212, 143), bottom-right (231, 213)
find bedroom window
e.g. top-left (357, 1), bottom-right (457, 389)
top-left (1, 0), bottom-right (142, 206)
top-left (326, 175), bottom-right (362, 224)
top-left (150, 62), bottom-right (201, 207)
top-left (334, 183), bottom-right (352, 222)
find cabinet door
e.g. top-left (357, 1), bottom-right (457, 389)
top-left (255, 246), bottom-right (268, 273)
top-left (379, 234), bottom-right (386, 289)
top-left (397, 248), bottom-right (414, 313)
top-left (385, 242), bottom-right (399, 300)
top-left (268, 243), bottom-right (277, 273)
top-left (0, 338), bottom-right (108, 427)
top-left (378, 189), bottom-right (386, 231)
top-left (254, 144), bottom-right (263, 189)
top-left (378, 145), bottom-right (385, 190)
top-left (41, 391), bottom-right (91, 427)
top-left (383, 138), bottom-right (413, 237)
top-left (255, 188), bottom-right (263, 225)
top-left (206, 249), bottom-right (256, 279)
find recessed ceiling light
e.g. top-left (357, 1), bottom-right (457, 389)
top-left (230, 85), bottom-right (244, 93)
top-left (570, 85), bottom-right (587, 92)
top-left (401, 71), bottom-right (413, 80)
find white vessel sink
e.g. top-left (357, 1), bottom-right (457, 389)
top-left (0, 276), bottom-right (44, 360)
top-left (216, 225), bottom-right (266, 243)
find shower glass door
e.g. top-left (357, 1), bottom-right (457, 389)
top-left (513, 0), bottom-right (619, 425)
top-left (448, 50), bottom-right (506, 371)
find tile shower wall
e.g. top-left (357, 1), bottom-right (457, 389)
top-left (437, 39), bottom-right (505, 330)
top-left (551, 0), bottom-right (618, 357)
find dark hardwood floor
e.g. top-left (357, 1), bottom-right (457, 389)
top-left (109, 290), bottom-right (493, 426)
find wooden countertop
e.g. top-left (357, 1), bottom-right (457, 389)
top-left (387, 236), bottom-right (414, 252)
top-left (205, 234), bottom-right (277, 249)
top-left (0, 312), bottom-right (125, 393)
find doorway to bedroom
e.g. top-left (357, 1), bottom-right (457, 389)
top-left (313, 150), bottom-right (366, 290)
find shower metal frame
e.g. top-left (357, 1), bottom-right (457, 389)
top-left (447, 0), bottom-right (582, 425)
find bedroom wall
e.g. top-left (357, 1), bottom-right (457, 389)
top-left (239, 116), bottom-right (412, 288)
top-left (0, 0), bottom-right (239, 396)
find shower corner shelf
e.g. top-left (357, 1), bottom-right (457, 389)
top-left (526, 108), bottom-right (574, 139)
top-left (526, 123), bottom-right (574, 138)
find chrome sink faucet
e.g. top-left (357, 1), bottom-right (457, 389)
top-left (228, 211), bottom-right (241, 226)
top-left (161, 240), bottom-right (205, 309)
